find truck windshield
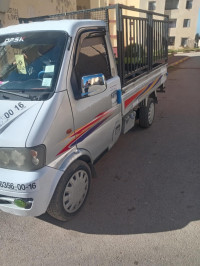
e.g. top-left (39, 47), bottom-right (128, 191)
top-left (0, 31), bottom-right (67, 101)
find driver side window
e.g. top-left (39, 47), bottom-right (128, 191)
top-left (72, 31), bottom-right (111, 98)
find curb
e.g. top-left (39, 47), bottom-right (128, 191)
top-left (168, 56), bottom-right (189, 68)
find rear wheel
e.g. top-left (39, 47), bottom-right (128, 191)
top-left (139, 98), bottom-right (155, 128)
top-left (47, 160), bottom-right (91, 221)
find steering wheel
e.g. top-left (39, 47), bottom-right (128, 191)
top-left (38, 71), bottom-right (45, 79)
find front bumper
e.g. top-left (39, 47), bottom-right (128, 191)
top-left (0, 166), bottom-right (63, 217)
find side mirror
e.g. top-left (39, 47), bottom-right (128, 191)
top-left (81, 73), bottom-right (106, 97)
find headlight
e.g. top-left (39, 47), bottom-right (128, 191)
top-left (0, 145), bottom-right (46, 171)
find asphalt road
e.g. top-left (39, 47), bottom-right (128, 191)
top-left (1, 55), bottom-right (200, 266)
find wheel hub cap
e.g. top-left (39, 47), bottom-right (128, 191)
top-left (63, 170), bottom-right (89, 213)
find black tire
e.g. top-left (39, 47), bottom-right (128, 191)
top-left (139, 98), bottom-right (155, 128)
top-left (47, 160), bottom-right (91, 221)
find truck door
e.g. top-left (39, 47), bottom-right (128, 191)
top-left (68, 28), bottom-right (121, 160)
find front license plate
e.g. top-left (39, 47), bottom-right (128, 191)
top-left (0, 181), bottom-right (39, 192)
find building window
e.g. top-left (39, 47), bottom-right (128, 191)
top-left (186, 0), bottom-right (193, 9)
top-left (148, 1), bottom-right (156, 11)
top-left (169, 19), bottom-right (177, 28)
top-left (165, 0), bottom-right (179, 10)
top-left (183, 19), bottom-right (191, 27)
top-left (168, 36), bottom-right (175, 45)
top-left (181, 38), bottom-right (188, 47)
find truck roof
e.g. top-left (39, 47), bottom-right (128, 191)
top-left (0, 19), bottom-right (106, 37)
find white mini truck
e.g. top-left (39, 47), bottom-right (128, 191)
top-left (0, 5), bottom-right (168, 221)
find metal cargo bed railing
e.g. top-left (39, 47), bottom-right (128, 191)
top-left (118, 5), bottom-right (168, 86)
top-left (19, 6), bottom-right (110, 29)
top-left (19, 4), bottom-right (168, 88)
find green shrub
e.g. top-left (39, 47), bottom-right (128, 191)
top-left (125, 44), bottom-right (145, 59)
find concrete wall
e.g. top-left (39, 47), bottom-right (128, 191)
top-left (90, 0), bottom-right (107, 9)
top-left (90, 0), bottom-right (139, 9)
top-left (0, 0), bottom-right (76, 27)
top-left (77, 0), bottom-right (90, 10)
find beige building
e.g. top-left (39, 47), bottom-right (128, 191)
top-left (0, 0), bottom-right (76, 27)
top-left (164, 0), bottom-right (199, 49)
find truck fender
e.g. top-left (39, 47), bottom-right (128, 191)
top-left (140, 91), bottom-right (158, 107)
top-left (149, 91), bottom-right (158, 104)
top-left (58, 149), bottom-right (93, 172)
top-left (58, 148), bottom-right (96, 179)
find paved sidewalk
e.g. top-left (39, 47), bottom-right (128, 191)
top-left (168, 51), bottom-right (200, 67)
top-left (168, 54), bottom-right (189, 67)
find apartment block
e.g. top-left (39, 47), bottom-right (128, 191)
top-left (164, 0), bottom-right (200, 49)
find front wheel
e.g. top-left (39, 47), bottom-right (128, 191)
top-left (47, 160), bottom-right (91, 221)
top-left (139, 98), bottom-right (155, 128)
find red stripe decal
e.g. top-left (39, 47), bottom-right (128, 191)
top-left (124, 88), bottom-right (145, 108)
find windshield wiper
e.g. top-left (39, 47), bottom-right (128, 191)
top-left (0, 89), bottom-right (33, 100)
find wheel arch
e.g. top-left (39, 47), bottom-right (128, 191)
top-left (58, 149), bottom-right (95, 178)
top-left (149, 91), bottom-right (158, 104)
top-left (139, 91), bottom-right (157, 108)
top-left (78, 154), bottom-right (96, 178)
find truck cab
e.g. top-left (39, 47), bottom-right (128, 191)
top-left (0, 19), bottom-right (123, 219)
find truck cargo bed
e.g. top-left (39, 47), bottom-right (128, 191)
top-left (121, 64), bottom-right (167, 116)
